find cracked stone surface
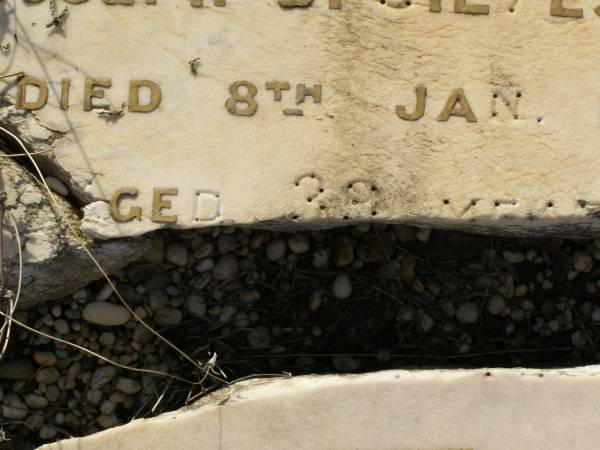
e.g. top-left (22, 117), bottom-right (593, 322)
top-left (39, 368), bottom-right (600, 450)
top-left (3, 1), bottom-right (600, 239)
top-left (0, 146), bottom-right (149, 307)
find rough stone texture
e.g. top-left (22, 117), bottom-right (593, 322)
top-left (39, 368), bottom-right (600, 450)
top-left (0, 144), bottom-right (148, 307)
top-left (3, 2), bottom-right (600, 238)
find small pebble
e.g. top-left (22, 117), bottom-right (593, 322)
top-left (39, 425), bottom-right (58, 441)
top-left (486, 295), bottom-right (506, 316)
top-left (503, 250), bottom-right (526, 264)
top-left (456, 302), bottom-right (480, 324)
top-left (186, 293), bottom-right (207, 318)
top-left (213, 254), bottom-right (240, 281)
top-left (115, 377), bottom-right (142, 395)
top-left (90, 366), bottom-right (117, 390)
top-left (154, 308), bottom-right (183, 327)
top-left (82, 302), bottom-right (131, 327)
top-left (312, 248), bottom-right (329, 269)
top-left (166, 242), bottom-right (188, 267)
top-left (247, 327), bottom-right (271, 348)
top-left (266, 238), bottom-right (287, 261)
top-left (415, 227), bottom-right (432, 242)
top-left (34, 351), bottom-right (57, 367)
top-left (95, 282), bottom-right (115, 301)
top-left (288, 234), bottom-right (310, 254)
top-left (574, 251), bottom-right (594, 273)
top-left (332, 274), bottom-right (352, 299)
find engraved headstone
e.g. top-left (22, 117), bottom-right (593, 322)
top-left (2, 0), bottom-right (600, 238)
top-left (39, 368), bottom-right (600, 450)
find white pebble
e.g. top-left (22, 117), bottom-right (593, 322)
top-left (456, 302), bottom-right (480, 324)
top-left (266, 238), bottom-right (287, 261)
top-left (82, 302), bottom-right (131, 327)
top-left (332, 274), bottom-right (352, 299)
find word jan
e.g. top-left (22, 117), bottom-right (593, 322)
top-left (396, 87), bottom-right (522, 123)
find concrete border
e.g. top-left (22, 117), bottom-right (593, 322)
top-left (40, 367), bottom-right (600, 450)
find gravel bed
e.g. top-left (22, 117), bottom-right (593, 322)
top-left (2, 225), bottom-right (600, 446)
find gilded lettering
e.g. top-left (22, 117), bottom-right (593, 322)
top-left (550, 0), bottom-right (583, 18)
top-left (128, 80), bottom-right (161, 113)
top-left (84, 78), bottom-right (112, 111)
top-left (296, 84), bottom-right (322, 104)
top-left (226, 81), bottom-right (258, 116)
top-left (266, 81), bottom-right (290, 101)
top-left (17, 77), bottom-right (49, 111)
top-left (152, 188), bottom-right (178, 223)
top-left (110, 188), bottom-right (142, 223)
top-left (437, 88), bottom-right (477, 123)
top-left (396, 86), bottom-right (427, 121)
top-left (455, 0), bottom-right (489, 15)
top-left (60, 79), bottom-right (71, 111)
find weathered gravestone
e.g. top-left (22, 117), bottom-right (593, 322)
top-left (3, 0), bottom-right (600, 238)
top-left (38, 368), bottom-right (600, 450)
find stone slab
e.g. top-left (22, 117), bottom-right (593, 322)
top-left (39, 367), bottom-right (600, 450)
top-left (4, 1), bottom-right (600, 238)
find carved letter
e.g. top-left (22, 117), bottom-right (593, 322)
top-left (152, 188), bottom-right (178, 223)
top-left (492, 90), bottom-right (521, 120)
top-left (329, 0), bottom-right (341, 8)
top-left (63, 0), bottom-right (90, 3)
top-left (430, 0), bottom-right (441, 11)
top-left (110, 188), bottom-right (142, 223)
top-left (296, 84), bottom-right (322, 104)
top-left (128, 80), bottom-right (161, 113)
top-left (550, 0), bottom-right (583, 18)
top-left (84, 78), bottom-right (112, 111)
top-left (455, 0), bottom-right (489, 14)
top-left (266, 81), bottom-right (290, 101)
top-left (438, 88), bottom-right (477, 123)
top-left (396, 86), bottom-right (427, 121)
top-left (16, 76), bottom-right (48, 111)
top-left (60, 79), bottom-right (70, 111)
